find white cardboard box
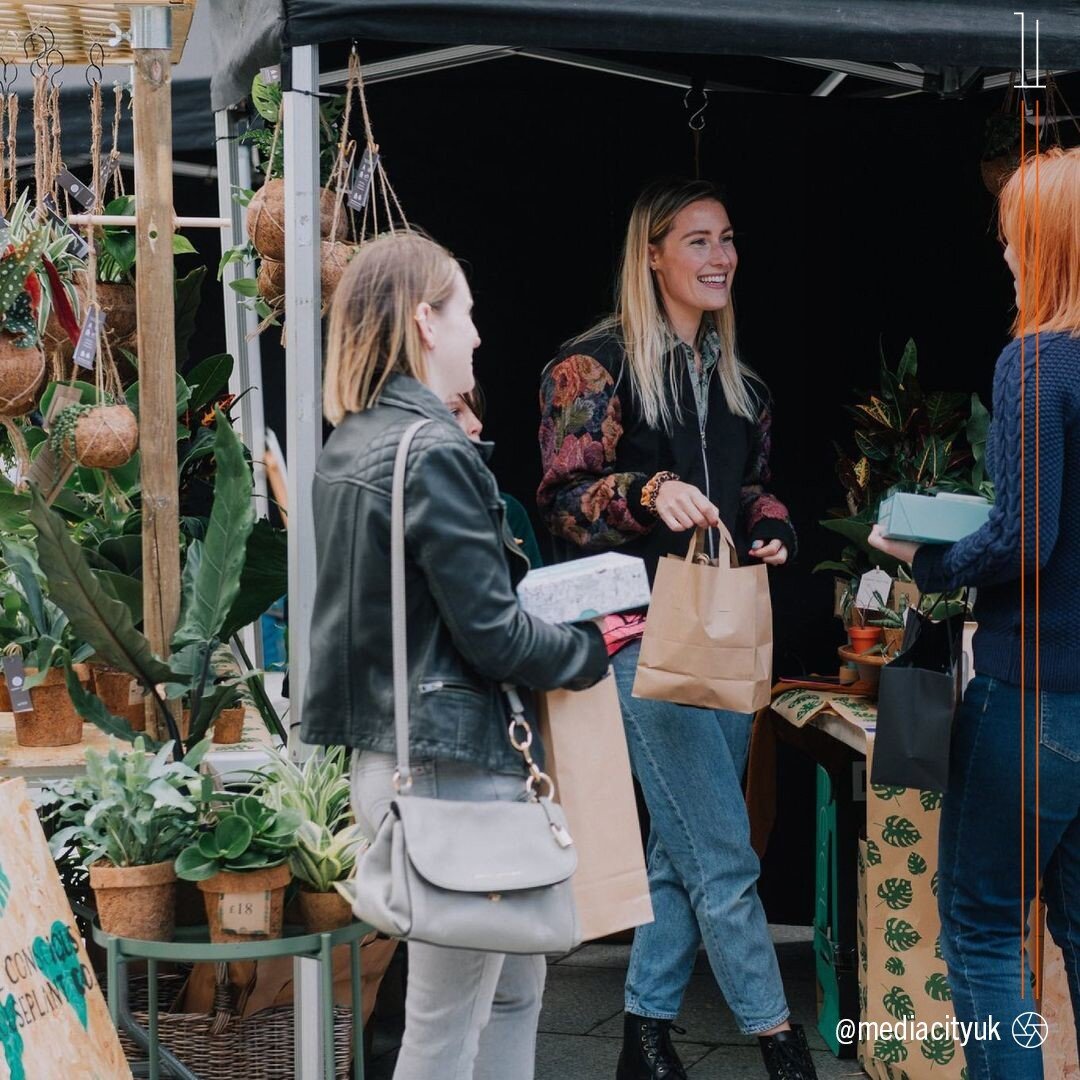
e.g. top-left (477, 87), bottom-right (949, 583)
top-left (517, 552), bottom-right (651, 624)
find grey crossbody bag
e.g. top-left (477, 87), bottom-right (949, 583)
top-left (348, 419), bottom-right (581, 954)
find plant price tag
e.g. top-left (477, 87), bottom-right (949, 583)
top-left (347, 147), bottom-right (380, 211)
top-left (219, 890), bottom-right (272, 936)
top-left (73, 304), bottom-right (106, 371)
top-left (1, 655), bottom-right (33, 713)
top-left (55, 169), bottom-right (97, 211)
top-left (855, 568), bottom-right (893, 612)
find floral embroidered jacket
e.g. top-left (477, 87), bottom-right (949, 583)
top-left (537, 332), bottom-right (796, 581)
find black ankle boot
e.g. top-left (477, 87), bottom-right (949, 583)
top-left (616, 1012), bottom-right (687, 1079)
top-left (758, 1024), bottom-right (818, 1079)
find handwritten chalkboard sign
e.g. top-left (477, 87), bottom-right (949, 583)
top-left (0, 779), bottom-right (131, 1079)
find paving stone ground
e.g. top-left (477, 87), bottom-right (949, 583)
top-left (368, 926), bottom-right (867, 1078)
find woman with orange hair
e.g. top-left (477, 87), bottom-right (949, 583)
top-left (871, 147), bottom-right (1080, 1079)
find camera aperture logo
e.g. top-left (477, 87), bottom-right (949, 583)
top-left (1012, 1011), bottom-right (1048, 1049)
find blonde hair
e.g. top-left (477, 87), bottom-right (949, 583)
top-left (574, 178), bottom-right (761, 430)
top-left (999, 146), bottom-right (1080, 338)
top-left (323, 232), bottom-right (459, 424)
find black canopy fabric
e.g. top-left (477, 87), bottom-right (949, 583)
top-left (209, 0), bottom-right (1080, 111)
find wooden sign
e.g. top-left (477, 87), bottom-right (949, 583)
top-left (0, 779), bottom-right (131, 1079)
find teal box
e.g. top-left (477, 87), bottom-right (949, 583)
top-left (878, 492), bottom-right (992, 544)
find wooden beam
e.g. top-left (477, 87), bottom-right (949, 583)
top-left (132, 44), bottom-right (180, 742)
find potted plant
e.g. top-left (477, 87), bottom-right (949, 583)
top-left (48, 737), bottom-right (209, 940)
top-left (174, 795), bottom-right (301, 942)
top-left (251, 747), bottom-right (364, 931)
top-left (868, 592), bottom-right (908, 657)
top-left (0, 538), bottom-right (93, 746)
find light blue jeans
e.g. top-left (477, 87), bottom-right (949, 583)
top-left (351, 751), bottom-right (547, 1080)
top-left (613, 640), bottom-right (790, 1034)
top-left (938, 674), bottom-right (1080, 1079)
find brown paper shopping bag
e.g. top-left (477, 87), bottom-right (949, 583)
top-left (633, 525), bottom-right (773, 713)
top-left (538, 673), bottom-right (653, 941)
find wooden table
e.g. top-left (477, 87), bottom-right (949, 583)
top-left (0, 709), bottom-right (280, 784)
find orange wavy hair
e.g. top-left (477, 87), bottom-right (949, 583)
top-left (998, 146), bottom-right (1080, 338)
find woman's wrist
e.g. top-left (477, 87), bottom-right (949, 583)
top-left (640, 471), bottom-right (680, 516)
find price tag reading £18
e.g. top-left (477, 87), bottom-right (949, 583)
top-left (219, 890), bottom-right (272, 936)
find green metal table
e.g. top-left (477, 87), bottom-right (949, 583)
top-left (92, 919), bottom-right (374, 1080)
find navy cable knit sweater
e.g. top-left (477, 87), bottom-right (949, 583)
top-left (913, 331), bottom-right (1080, 691)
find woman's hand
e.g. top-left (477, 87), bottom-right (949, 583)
top-left (868, 523), bottom-right (921, 566)
top-left (654, 480), bottom-right (720, 532)
top-left (749, 539), bottom-right (789, 566)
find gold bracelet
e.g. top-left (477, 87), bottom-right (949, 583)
top-left (641, 471), bottom-right (680, 516)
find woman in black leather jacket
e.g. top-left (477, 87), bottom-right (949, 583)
top-left (303, 231), bottom-right (607, 1080)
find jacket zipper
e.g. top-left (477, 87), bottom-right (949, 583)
top-left (695, 349), bottom-right (717, 561)
top-left (419, 679), bottom-right (483, 695)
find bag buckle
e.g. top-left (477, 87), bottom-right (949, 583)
top-left (392, 769), bottom-right (413, 794)
top-left (508, 717), bottom-right (533, 752)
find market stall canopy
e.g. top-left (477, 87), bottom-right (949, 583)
top-left (208, 0), bottom-right (1080, 111)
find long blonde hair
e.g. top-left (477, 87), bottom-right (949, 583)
top-left (575, 178), bottom-right (761, 430)
top-left (323, 232), bottom-right (459, 424)
top-left (998, 146), bottom-right (1080, 338)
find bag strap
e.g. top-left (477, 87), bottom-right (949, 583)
top-left (685, 525), bottom-right (738, 568)
top-left (391, 419), bottom-right (431, 793)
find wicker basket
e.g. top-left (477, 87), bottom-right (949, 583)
top-left (118, 972), bottom-right (355, 1079)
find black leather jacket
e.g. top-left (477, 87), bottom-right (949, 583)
top-left (301, 373), bottom-right (608, 772)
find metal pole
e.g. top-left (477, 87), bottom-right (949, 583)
top-left (284, 43), bottom-right (325, 1080)
top-left (215, 106), bottom-right (268, 667)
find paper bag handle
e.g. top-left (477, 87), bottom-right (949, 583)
top-left (684, 524), bottom-right (739, 568)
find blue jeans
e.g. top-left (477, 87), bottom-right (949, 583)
top-left (612, 640), bottom-right (789, 1034)
top-left (938, 674), bottom-right (1080, 1080)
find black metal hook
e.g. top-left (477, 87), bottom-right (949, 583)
top-left (0, 58), bottom-right (15, 97)
top-left (45, 46), bottom-right (64, 90)
top-left (85, 42), bottom-right (105, 88)
top-left (23, 30), bottom-right (48, 77)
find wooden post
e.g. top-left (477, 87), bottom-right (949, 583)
top-left (132, 31), bottom-right (180, 741)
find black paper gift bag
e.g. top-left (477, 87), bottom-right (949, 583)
top-left (871, 609), bottom-right (964, 793)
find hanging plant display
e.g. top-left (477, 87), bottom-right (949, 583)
top-left (256, 256), bottom-right (286, 306)
top-left (320, 239), bottom-right (359, 303)
top-left (247, 179), bottom-right (345, 263)
top-left (49, 400), bottom-right (139, 469)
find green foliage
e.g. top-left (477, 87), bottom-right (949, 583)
top-left (919, 789), bottom-right (944, 812)
top-left (251, 746), bottom-right (353, 833)
top-left (884, 918), bottom-right (922, 952)
top-left (866, 839), bottom-right (883, 866)
top-left (48, 737), bottom-right (209, 867)
top-left (885, 956), bottom-right (906, 976)
top-left (881, 815), bottom-right (922, 848)
top-left (920, 1033), bottom-right (956, 1065)
top-left (883, 986), bottom-right (916, 1021)
top-left (924, 972), bottom-right (952, 1001)
top-left (930, 870), bottom-right (939, 897)
top-left (96, 196), bottom-right (199, 284)
top-left (292, 822), bottom-right (367, 893)
top-left (174, 795), bottom-right (301, 881)
top-left (874, 1037), bottom-right (909, 1064)
top-left (872, 784), bottom-right (907, 801)
top-left (174, 266), bottom-right (207, 368)
top-left (876, 878), bottom-right (914, 911)
top-left (907, 853), bottom-right (928, 876)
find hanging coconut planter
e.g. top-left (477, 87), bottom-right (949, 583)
top-left (321, 241), bottom-right (359, 305)
top-left (0, 334), bottom-right (46, 416)
top-left (247, 179), bottom-right (347, 263)
top-left (92, 280), bottom-right (139, 350)
top-left (256, 258), bottom-right (286, 307)
top-left (52, 402), bottom-right (139, 469)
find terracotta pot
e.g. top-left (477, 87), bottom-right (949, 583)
top-left (7, 664), bottom-right (91, 747)
top-left (882, 627), bottom-right (906, 657)
top-left (320, 240), bottom-right (358, 303)
top-left (73, 404), bottom-right (139, 469)
top-left (847, 626), bottom-right (883, 655)
top-left (89, 859), bottom-right (176, 941)
top-left (196, 862), bottom-right (292, 943)
top-left (256, 257), bottom-right (286, 306)
top-left (298, 888), bottom-right (354, 934)
top-left (91, 664), bottom-right (146, 733)
top-left (247, 180), bottom-right (346, 262)
top-left (211, 706), bottom-right (245, 745)
top-left (0, 334), bottom-right (46, 416)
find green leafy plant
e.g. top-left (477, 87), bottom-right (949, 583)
top-left (876, 877), bottom-right (914, 911)
top-left (95, 196), bottom-right (198, 284)
top-left (816, 339), bottom-right (992, 579)
top-left (27, 411), bottom-right (287, 750)
top-left (174, 795), bottom-right (301, 881)
top-left (291, 821), bottom-right (367, 894)
top-left (884, 917), bottom-right (922, 952)
top-left (48, 737), bottom-right (209, 867)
